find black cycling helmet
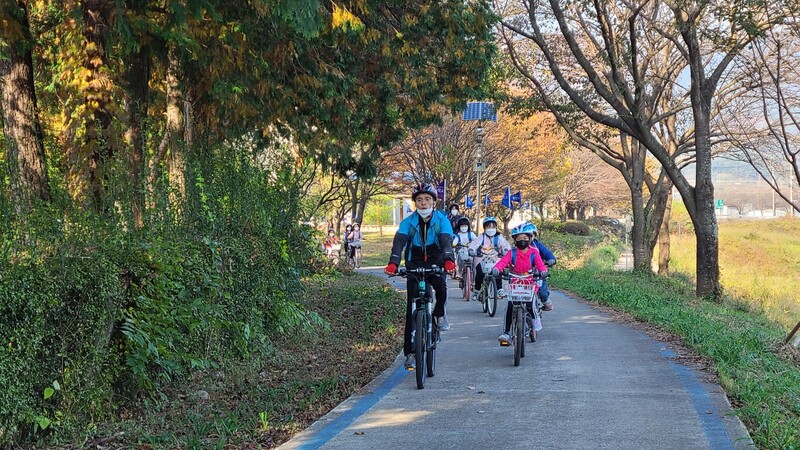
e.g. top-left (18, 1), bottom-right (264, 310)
top-left (412, 183), bottom-right (438, 201)
top-left (456, 216), bottom-right (471, 228)
top-left (449, 203), bottom-right (460, 211)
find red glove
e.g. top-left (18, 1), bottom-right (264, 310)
top-left (384, 263), bottom-right (398, 275)
top-left (444, 260), bottom-right (456, 272)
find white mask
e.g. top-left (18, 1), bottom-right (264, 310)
top-left (460, 226), bottom-right (468, 233)
top-left (451, 209), bottom-right (459, 215)
top-left (417, 207), bottom-right (433, 218)
top-left (485, 228), bottom-right (497, 237)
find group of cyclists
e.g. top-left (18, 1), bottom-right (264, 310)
top-left (384, 183), bottom-right (557, 370)
top-left (323, 222), bottom-right (364, 267)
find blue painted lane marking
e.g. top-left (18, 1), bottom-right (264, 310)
top-left (296, 364), bottom-right (409, 450)
top-left (656, 344), bottom-right (733, 450)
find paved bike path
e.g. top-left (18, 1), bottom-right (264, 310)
top-left (280, 268), bottom-right (753, 449)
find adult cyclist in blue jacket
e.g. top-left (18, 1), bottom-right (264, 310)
top-left (385, 183), bottom-right (456, 370)
top-left (525, 222), bottom-right (556, 310)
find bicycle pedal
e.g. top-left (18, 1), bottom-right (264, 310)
top-left (499, 342), bottom-right (510, 347)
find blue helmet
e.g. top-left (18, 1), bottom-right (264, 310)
top-left (511, 224), bottom-right (533, 239)
top-left (525, 222), bottom-right (539, 236)
top-left (482, 216), bottom-right (498, 227)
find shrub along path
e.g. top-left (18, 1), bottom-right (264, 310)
top-left (83, 272), bottom-right (405, 449)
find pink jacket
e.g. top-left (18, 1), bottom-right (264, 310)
top-left (494, 246), bottom-right (548, 276)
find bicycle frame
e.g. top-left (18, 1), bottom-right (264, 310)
top-left (394, 266), bottom-right (443, 389)
top-left (502, 272), bottom-right (544, 366)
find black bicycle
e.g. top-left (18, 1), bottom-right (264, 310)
top-left (501, 271), bottom-right (548, 366)
top-left (393, 266), bottom-right (443, 389)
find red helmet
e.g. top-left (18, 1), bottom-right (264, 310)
top-left (412, 183), bottom-right (438, 201)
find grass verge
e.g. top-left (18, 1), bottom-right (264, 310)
top-left (669, 219), bottom-right (800, 331)
top-left (87, 271), bottom-right (404, 449)
top-left (551, 246), bottom-right (800, 449)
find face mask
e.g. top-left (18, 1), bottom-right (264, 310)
top-left (329, 233), bottom-right (334, 237)
top-left (417, 207), bottom-right (433, 218)
top-left (451, 209), bottom-right (459, 215)
top-left (354, 227), bottom-right (359, 231)
top-left (515, 240), bottom-right (530, 250)
top-left (485, 228), bottom-right (497, 237)
top-left (460, 226), bottom-right (468, 233)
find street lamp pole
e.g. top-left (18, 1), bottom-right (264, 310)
top-left (462, 101), bottom-right (496, 232)
top-left (475, 123), bottom-right (484, 233)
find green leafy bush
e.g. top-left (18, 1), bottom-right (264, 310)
top-left (0, 154), bottom-right (321, 446)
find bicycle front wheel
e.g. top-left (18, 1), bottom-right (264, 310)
top-left (414, 311), bottom-right (427, 389)
top-left (514, 308), bottom-right (524, 366)
top-left (426, 327), bottom-right (436, 378)
top-left (487, 281), bottom-right (497, 317)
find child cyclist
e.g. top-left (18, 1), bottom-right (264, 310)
top-left (348, 223), bottom-right (364, 267)
top-left (526, 222), bottom-right (556, 311)
top-left (468, 217), bottom-right (511, 301)
top-left (342, 224), bottom-right (353, 258)
top-left (323, 228), bottom-right (341, 259)
top-left (452, 217), bottom-right (478, 284)
top-left (491, 223), bottom-right (548, 344)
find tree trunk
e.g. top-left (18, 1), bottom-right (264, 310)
top-left (81, 0), bottom-right (115, 213)
top-left (124, 44), bottom-right (150, 228)
top-left (0, 1), bottom-right (50, 215)
top-left (679, 12), bottom-right (722, 299)
top-left (658, 188), bottom-right (673, 275)
top-left (149, 46), bottom-right (185, 212)
top-left (630, 183), bottom-right (652, 272)
top-left (693, 129), bottom-right (720, 298)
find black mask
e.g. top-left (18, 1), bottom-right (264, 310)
top-left (515, 240), bottom-right (530, 250)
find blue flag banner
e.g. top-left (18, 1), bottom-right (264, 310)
top-left (511, 191), bottom-right (522, 205)
top-left (483, 194), bottom-right (492, 206)
top-left (501, 187), bottom-right (512, 208)
top-left (465, 195), bottom-right (475, 209)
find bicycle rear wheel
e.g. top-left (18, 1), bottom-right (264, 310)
top-left (481, 286), bottom-right (488, 313)
top-left (514, 308), bottom-right (524, 366)
top-left (462, 266), bottom-right (472, 300)
top-left (527, 314), bottom-right (537, 342)
top-left (414, 311), bottom-right (427, 389)
top-left (487, 281), bottom-right (497, 317)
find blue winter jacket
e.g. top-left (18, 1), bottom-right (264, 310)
top-left (389, 210), bottom-right (455, 268)
top-left (534, 239), bottom-right (556, 265)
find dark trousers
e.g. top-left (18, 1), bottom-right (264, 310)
top-left (404, 272), bottom-right (447, 355)
top-left (474, 263), bottom-right (502, 292)
top-left (504, 302), bottom-right (535, 333)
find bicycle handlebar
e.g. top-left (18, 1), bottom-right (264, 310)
top-left (389, 266), bottom-right (445, 278)
top-left (500, 269), bottom-right (549, 280)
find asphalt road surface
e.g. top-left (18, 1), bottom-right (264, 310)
top-left (280, 267), bottom-right (753, 450)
